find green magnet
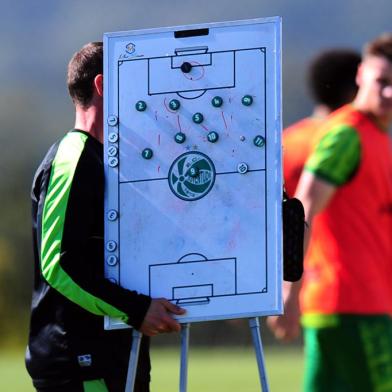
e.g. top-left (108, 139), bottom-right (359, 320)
top-left (142, 148), bottom-right (153, 159)
top-left (189, 166), bottom-right (199, 177)
top-left (242, 95), bottom-right (253, 106)
top-left (174, 132), bottom-right (186, 144)
top-left (135, 100), bottom-right (147, 112)
top-left (207, 131), bottom-right (219, 143)
top-left (169, 99), bottom-right (181, 111)
top-left (211, 96), bottom-right (223, 108)
top-left (253, 135), bottom-right (265, 147)
top-left (192, 112), bottom-right (204, 124)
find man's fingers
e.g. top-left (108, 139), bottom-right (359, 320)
top-left (160, 313), bottom-right (181, 332)
top-left (139, 298), bottom-right (187, 336)
top-left (162, 300), bottom-right (186, 315)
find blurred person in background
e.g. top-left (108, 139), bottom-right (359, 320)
top-left (268, 33), bottom-right (392, 391)
top-left (283, 48), bottom-right (361, 197)
top-left (25, 42), bottom-right (185, 392)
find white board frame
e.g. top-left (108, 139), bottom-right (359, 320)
top-left (103, 17), bottom-right (282, 329)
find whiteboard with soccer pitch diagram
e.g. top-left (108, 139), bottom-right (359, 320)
top-left (103, 17), bottom-right (283, 329)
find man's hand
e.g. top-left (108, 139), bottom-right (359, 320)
top-left (139, 298), bottom-right (186, 337)
top-left (267, 281), bottom-right (301, 342)
top-left (267, 305), bottom-right (300, 342)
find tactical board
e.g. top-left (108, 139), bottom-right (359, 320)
top-left (103, 17), bottom-right (282, 329)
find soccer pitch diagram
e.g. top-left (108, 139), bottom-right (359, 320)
top-left (104, 17), bottom-right (282, 328)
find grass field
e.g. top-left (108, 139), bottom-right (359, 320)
top-left (0, 346), bottom-right (303, 391)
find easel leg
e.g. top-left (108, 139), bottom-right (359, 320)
top-left (179, 323), bottom-right (191, 392)
top-left (125, 329), bottom-right (142, 392)
top-left (249, 317), bottom-right (269, 392)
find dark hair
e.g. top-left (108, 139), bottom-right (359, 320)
top-left (67, 42), bottom-right (103, 107)
top-left (308, 49), bottom-right (361, 111)
top-left (364, 32), bottom-right (392, 62)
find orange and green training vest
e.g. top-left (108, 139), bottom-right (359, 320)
top-left (283, 117), bottom-right (323, 197)
top-left (300, 105), bottom-right (392, 316)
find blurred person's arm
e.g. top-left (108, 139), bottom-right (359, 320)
top-left (267, 174), bottom-right (336, 341)
top-left (296, 172), bottom-right (337, 251)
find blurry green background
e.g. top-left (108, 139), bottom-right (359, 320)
top-left (0, 0), bottom-right (391, 390)
top-left (1, 346), bottom-right (303, 391)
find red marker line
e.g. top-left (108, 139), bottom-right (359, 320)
top-left (163, 97), bottom-right (174, 113)
top-left (221, 111), bottom-right (228, 130)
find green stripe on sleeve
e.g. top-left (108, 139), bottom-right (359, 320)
top-left (305, 125), bottom-right (361, 186)
top-left (40, 132), bottom-right (128, 320)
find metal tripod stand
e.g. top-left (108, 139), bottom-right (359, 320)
top-left (125, 317), bottom-right (269, 392)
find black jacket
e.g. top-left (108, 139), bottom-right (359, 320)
top-left (26, 129), bottom-right (151, 390)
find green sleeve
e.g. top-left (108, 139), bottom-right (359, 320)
top-left (40, 132), bottom-right (151, 328)
top-left (304, 125), bottom-right (361, 186)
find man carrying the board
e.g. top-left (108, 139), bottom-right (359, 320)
top-left (269, 33), bottom-right (392, 391)
top-left (25, 41), bottom-right (185, 392)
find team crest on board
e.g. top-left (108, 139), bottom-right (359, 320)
top-left (168, 152), bottom-right (216, 201)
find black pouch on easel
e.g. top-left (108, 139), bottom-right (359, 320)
top-left (282, 191), bottom-right (305, 282)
